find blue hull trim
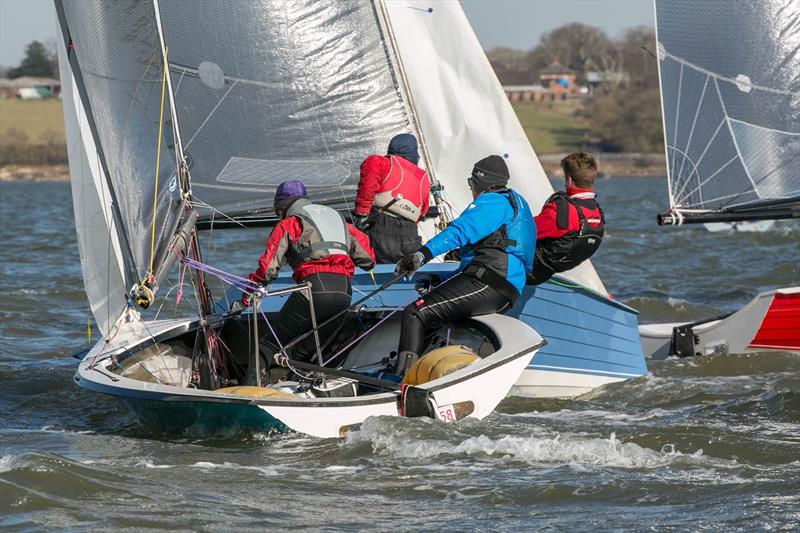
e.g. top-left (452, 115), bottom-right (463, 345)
top-left (219, 264), bottom-right (648, 381)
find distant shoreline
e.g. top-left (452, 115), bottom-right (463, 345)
top-left (1, 153), bottom-right (667, 182)
top-left (0, 164), bottom-right (69, 181)
top-left (539, 153), bottom-right (666, 178)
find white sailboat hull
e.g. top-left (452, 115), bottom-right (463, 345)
top-left (512, 369), bottom-right (629, 398)
top-left (75, 312), bottom-right (543, 438)
top-left (639, 287), bottom-right (800, 359)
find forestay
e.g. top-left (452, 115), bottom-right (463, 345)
top-left (655, 0), bottom-right (800, 223)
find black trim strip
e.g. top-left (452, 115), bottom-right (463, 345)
top-left (658, 199), bottom-right (800, 225)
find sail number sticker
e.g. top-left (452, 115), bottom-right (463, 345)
top-left (436, 404), bottom-right (456, 423)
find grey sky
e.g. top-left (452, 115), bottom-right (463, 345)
top-left (0, 0), bottom-right (654, 68)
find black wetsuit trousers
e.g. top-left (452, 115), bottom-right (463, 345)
top-left (398, 272), bottom-right (514, 357)
top-left (260, 272), bottom-right (352, 363)
top-left (366, 211), bottom-right (422, 264)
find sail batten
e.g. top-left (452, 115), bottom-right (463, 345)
top-left (655, 0), bottom-right (800, 224)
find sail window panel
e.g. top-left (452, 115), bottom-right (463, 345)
top-left (158, 0), bottom-right (412, 215)
top-left (60, 0), bottom-right (183, 280)
top-left (729, 120), bottom-right (800, 202)
top-left (715, 81), bottom-right (799, 138)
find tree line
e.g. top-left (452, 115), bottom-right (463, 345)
top-left (3, 40), bottom-right (58, 79)
top-left (488, 23), bottom-right (664, 153)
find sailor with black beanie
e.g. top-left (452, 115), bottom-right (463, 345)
top-left (391, 155), bottom-right (536, 375)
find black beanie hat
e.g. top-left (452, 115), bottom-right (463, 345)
top-left (470, 155), bottom-right (509, 192)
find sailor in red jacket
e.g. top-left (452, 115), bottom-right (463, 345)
top-left (529, 152), bottom-right (605, 285)
top-left (353, 133), bottom-right (431, 263)
top-left (240, 180), bottom-right (375, 385)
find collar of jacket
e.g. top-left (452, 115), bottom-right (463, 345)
top-left (566, 186), bottom-right (596, 199)
top-left (285, 197), bottom-right (312, 218)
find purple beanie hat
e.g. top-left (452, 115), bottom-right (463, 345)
top-left (273, 180), bottom-right (307, 214)
top-left (275, 180), bottom-right (307, 200)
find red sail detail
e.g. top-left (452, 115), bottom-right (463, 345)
top-left (749, 292), bottom-right (800, 350)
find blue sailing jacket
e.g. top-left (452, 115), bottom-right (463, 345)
top-left (422, 189), bottom-right (536, 295)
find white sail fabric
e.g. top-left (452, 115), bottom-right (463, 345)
top-left (655, 0), bottom-right (800, 213)
top-left (57, 23), bottom-right (127, 335)
top-left (58, 0), bottom-right (185, 284)
top-left (157, 0), bottom-right (414, 215)
top-left (381, 0), bottom-right (606, 294)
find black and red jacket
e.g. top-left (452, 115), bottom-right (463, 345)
top-left (531, 186), bottom-right (604, 283)
top-left (247, 201), bottom-right (376, 291)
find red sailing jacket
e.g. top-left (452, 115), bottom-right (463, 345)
top-left (354, 155), bottom-right (430, 221)
top-left (248, 216), bottom-right (375, 287)
top-left (534, 186), bottom-right (603, 239)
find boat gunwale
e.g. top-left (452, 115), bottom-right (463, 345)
top-left (75, 313), bottom-right (544, 408)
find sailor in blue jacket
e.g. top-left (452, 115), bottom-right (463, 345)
top-left (392, 155), bottom-right (536, 375)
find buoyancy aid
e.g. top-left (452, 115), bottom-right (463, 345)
top-left (536, 191), bottom-right (604, 274)
top-left (372, 155), bottom-right (430, 221)
top-left (461, 189), bottom-right (536, 297)
top-left (284, 199), bottom-right (349, 267)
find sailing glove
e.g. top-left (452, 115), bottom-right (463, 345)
top-left (414, 273), bottom-right (441, 294)
top-left (353, 213), bottom-right (369, 231)
top-left (394, 250), bottom-right (426, 277)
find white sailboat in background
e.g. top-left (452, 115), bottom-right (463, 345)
top-left (639, 0), bottom-right (800, 359)
top-left (58, 0), bottom-right (647, 437)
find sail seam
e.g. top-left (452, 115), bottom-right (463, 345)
top-left (184, 79), bottom-right (239, 149)
top-left (672, 118), bottom-right (725, 203)
top-left (662, 49), bottom-right (799, 96)
top-left (679, 154), bottom-right (739, 205)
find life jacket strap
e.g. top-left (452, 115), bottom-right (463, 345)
top-left (464, 264), bottom-right (519, 302)
top-left (295, 241), bottom-right (349, 261)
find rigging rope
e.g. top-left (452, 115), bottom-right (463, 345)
top-left (148, 47), bottom-right (169, 276)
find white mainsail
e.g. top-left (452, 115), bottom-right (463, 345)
top-left (57, 0), bottom-right (608, 333)
top-left (57, 21), bottom-right (127, 335)
top-left (381, 0), bottom-right (606, 293)
top-left (655, 0), bottom-right (800, 224)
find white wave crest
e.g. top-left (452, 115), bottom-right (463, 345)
top-left (347, 419), bottom-right (711, 469)
top-left (0, 454), bottom-right (20, 473)
top-left (190, 461), bottom-right (279, 476)
top-left (135, 459), bottom-right (279, 476)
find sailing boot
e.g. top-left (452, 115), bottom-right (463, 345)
top-left (395, 350), bottom-right (419, 377)
top-left (241, 354), bottom-right (269, 387)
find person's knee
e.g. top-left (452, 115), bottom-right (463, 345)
top-left (402, 302), bottom-right (423, 325)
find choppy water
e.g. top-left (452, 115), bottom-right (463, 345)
top-left (1, 179), bottom-right (799, 530)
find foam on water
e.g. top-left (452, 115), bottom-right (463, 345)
top-left (0, 454), bottom-right (20, 473)
top-left (345, 418), bottom-right (728, 470)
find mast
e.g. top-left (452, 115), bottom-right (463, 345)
top-left (373, 0), bottom-right (450, 228)
top-left (132, 0), bottom-right (202, 309)
top-left (153, 0), bottom-right (191, 198)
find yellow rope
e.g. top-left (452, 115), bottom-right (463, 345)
top-left (148, 47), bottom-right (169, 276)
